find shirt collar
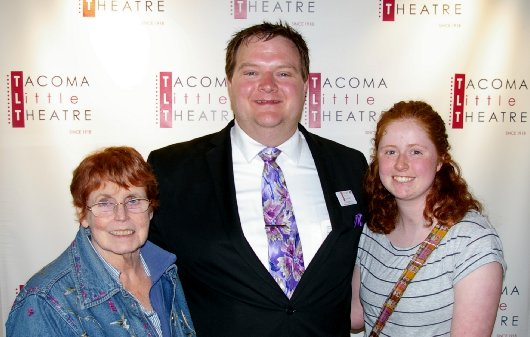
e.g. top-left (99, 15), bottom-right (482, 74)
top-left (231, 120), bottom-right (303, 164)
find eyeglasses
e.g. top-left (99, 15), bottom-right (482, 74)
top-left (86, 198), bottom-right (151, 217)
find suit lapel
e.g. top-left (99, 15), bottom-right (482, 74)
top-left (299, 125), bottom-right (342, 232)
top-left (205, 122), bottom-right (240, 235)
top-left (289, 125), bottom-right (350, 299)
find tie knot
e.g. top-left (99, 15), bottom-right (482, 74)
top-left (259, 147), bottom-right (281, 163)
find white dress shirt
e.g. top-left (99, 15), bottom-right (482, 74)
top-left (231, 122), bottom-right (331, 269)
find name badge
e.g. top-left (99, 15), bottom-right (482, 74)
top-left (335, 190), bottom-right (357, 206)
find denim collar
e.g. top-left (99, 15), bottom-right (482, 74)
top-left (71, 227), bottom-right (176, 308)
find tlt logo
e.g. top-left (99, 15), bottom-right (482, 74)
top-left (159, 72), bottom-right (172, 128)
top-left (451, 73), bottom-right (465, 129)
top-left (9, 71), bottom-right (25, 128)
top-left (308, 73), bottom-right (321, 128)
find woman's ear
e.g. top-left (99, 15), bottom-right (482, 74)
top-left (76, 207), bottom-right (89, 228)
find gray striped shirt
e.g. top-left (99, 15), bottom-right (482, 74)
top-left (356, 210), bottom-right (506, 337)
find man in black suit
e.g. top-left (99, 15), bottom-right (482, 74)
top-left (148, 21), bottom-right (368, 337)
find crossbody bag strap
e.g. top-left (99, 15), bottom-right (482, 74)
top-left (368, 223), bottom-right (450, 337)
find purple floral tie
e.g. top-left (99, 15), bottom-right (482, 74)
top-left (259, 147), bottom-right (305, 298)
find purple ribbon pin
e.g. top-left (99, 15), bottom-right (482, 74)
top-left (354, 213), bottom-right (364, 228)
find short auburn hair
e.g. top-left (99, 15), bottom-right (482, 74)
top-left (70, 146), bottom-right (159, 222)
top-left (225, 21), bottom-right (310, 81)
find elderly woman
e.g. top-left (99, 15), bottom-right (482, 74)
top-left (6, 146), bottom-right (195, 337)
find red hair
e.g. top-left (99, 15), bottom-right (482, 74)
top-left (70, 146), bottom-right (159, 222)
top-left (364, 101), bottom-right (482, 234)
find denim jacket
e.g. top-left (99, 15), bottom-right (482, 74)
top-left (6, 227), bottom-right (196, 337)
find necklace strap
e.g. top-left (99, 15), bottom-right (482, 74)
top-left (369, 223), bottom-right (450, 337)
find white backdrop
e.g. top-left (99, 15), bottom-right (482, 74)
top-left (1, 1), bottom-right (528, 336)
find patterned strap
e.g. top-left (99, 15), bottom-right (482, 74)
top-left (369, 223), bottom-right (450, 337)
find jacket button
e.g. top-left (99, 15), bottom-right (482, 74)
top-left (285, 306), bottom-right (295, 315)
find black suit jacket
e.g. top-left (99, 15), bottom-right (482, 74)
top-left (148, 121), bottom-right (368, 337)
